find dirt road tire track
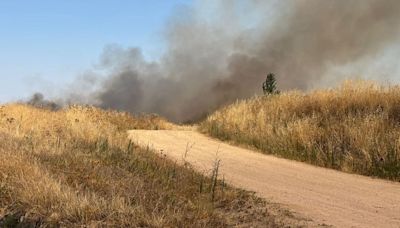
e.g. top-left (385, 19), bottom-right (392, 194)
top-left (129, 130), bottom-right (400, 228)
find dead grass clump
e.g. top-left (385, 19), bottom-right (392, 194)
top-left (200, 81), bottom-right (400, 181)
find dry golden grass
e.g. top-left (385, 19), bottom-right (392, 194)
top-left (201, 81), bottom-right (400, 181)
top-left (0, 104), bottom-right (283, 227)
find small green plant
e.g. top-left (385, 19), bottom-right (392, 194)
top-left (262, 73), bottom-right (280, 95)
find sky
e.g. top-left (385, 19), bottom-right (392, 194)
top-left (0, 0), bottom-right (191, 102)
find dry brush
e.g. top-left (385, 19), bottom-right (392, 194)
top-left (201, 81), bottom-right (400, 181)
top-left (0, 104), bottom-right (280, 227)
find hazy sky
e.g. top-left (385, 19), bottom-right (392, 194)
top-left (0, 0), bottom-right (191, 102)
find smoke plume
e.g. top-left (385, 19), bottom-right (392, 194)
top-left (73, 0), bottom-right (400, 122)
top-left (27, 93), bottom-right (61, 111)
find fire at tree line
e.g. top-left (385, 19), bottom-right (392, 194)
top-left (27, 74), bottom-right (280, 112)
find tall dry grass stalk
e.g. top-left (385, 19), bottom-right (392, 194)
top-left (0, 104), bottom-right (278, 227)
top-left (201, 81), bottom-right (400, 180)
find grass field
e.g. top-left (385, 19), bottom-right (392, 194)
top-left (200, 81), bottom-right (400, 181)
top-left (0, 104), bottom-right (284, 227)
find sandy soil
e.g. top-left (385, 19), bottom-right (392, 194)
top-left (129, 130), bottom-right (400, 228)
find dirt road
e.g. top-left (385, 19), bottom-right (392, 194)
top-left (129, 130), bottom-right (400, 228)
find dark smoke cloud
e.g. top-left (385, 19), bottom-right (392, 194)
top-left (73, 0), bottom-right (400, 122)
top-left (27, 93), bottom-right (61, 111)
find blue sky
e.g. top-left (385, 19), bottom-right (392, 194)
top-left (0, 0), bottom-right (191, 102)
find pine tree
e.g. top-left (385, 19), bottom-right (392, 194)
top-left (262, 73), bottom-right (279, 95)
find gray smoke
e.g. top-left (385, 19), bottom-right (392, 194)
top-left (27, 93), bottom-right (61, 111)
top-left (73, 0), bottom-right (400, 122)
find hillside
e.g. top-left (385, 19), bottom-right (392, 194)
top-left (0, 104), bottom-right (281, 227)
top-left (200, 81), bottom-right (400, 181)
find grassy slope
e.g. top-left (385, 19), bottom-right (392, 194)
top-left (200, 81), bottom-right (400, 181)
top-left (0, 104), bottom-right (283, 227)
